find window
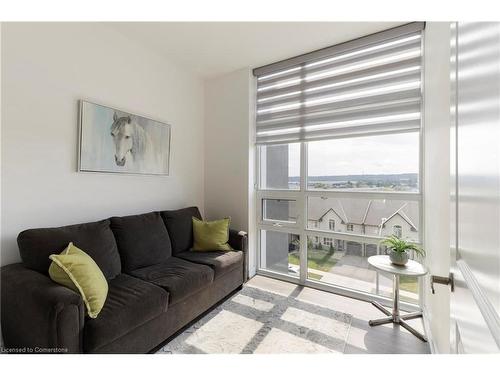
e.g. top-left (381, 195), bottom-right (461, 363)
top-left (307, 133), bottom-right (419, 192)
top-left (329, 219), bottom-right (335, 231)
top-left (260, 230), bottom-right (300, 277)
top-left (393, 225), bottom-right (403, 238)
top-left (262, 199), bottom-right (298, 224)
top-left (259, 144), bottom-right (300, 190)
top-left (254, 23), bottom-right (423, 306)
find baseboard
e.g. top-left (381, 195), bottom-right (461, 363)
top-left (422, 306), bottom-right (438, 354)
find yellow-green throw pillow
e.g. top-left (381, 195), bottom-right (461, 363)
top-left (49, 242), bottom-right (108, 318)
top-left (192, 217), bottom-right (233, 251)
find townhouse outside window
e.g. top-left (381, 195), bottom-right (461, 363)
top-left (254, 22), bottom-right (424, 306)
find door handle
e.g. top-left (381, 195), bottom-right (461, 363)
top-left (431, 273), bottom-right (455, 294)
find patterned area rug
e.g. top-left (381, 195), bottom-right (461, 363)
top-left (157, 285), bottom-right (352, 354)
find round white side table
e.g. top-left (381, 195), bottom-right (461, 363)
top-left (367, 255), bottom-right (428, 342)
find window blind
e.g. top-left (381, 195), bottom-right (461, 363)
top-left (253, 22), bottom-right (425, 145)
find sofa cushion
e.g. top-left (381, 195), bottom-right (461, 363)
top-left (110, 212), bottom-right (172, 272)
top-left (130, 257), bottom-right (214, 305)
top-left (17, 219), bottom-right (121, 280)
top-left (83, 274), bottom-right (169, 352)
top-left (160, 207), bottom-right (202, 254)
top-left (176, 250), bottom-right (243, 279)
top-left (192, 217), bottom-right (232, 251)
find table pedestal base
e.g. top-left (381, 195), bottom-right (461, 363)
top-left (368, 275), bottom-right (427, 342)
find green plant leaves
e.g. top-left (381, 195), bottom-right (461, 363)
top-left (380, 235), bottom-right (425, 258)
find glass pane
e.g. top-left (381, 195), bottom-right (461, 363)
top-left (376, 268), bottom-right (419, 304)
top-left (307, 196), bottom-right (420, 242)
top-left (399, 275), bottom-right (419, 304)
top-left (306, 236), bottom-right (419, 304)
top-left (259, 143), bottom-right (300, 190)
top-left (262, 199), bottom-right (298, 223)
top-left (260, 230), bottom-right (300, 277)
top-left (307, 132), bottom-right (419, 192)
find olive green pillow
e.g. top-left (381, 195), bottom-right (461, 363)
top-left (192, 217), bottom-right (233, 251)
top-left (49, 242), bottom-right (108, 318)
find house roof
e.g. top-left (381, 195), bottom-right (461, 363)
top-left (310, 198), bottom-right (348, 223)
top-left (308, 197), bottom-right (419, 230)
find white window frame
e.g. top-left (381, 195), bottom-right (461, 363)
top-left (255, 141), bottom-right (424, 311)
top-left (254, 35), bottom-right (425, 312)
top-left (261, 198), bottom-right (298, 226)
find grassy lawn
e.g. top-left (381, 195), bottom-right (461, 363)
top-left (400, 275), bottom-right (418, 293)
top-left (288, 249), bottom-right (418, 294)
top-left (307, 272), bottom-right (323, 280)
top-left (288, 248), bottom-right (337, 273)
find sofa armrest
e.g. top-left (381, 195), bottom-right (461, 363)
top-left (228, 229), bottom-right (248, 281)
top-left (1, 263), bottom-right (85, 353)
top-left (228, 229), bottom-right (247, 252)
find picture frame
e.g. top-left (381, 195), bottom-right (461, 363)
top-left (78, 100), bottom-right (171, 176)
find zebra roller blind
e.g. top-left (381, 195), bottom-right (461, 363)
top-left (253, 22), bottom-right (425, 145)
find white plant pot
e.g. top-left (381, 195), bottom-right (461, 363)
top-left (389, 250), bottom-right (409, 266)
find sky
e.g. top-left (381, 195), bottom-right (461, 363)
top-left (287, 132), bottom-right (419, 177)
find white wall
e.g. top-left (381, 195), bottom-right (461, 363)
top-left (0, 23), bottom-right (205, 266)
top-left (204, 68), bottom-right (256, 275)
top-left (204, 68), bottom-right (252, 231)
top-left (423, 22), bottom-right (452, 353)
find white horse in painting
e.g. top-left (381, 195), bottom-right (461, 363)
top-left (110, 112), bottom-right (156, 169)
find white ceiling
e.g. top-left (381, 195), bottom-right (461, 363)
top-left (110, 22), bottom-right (403, 79)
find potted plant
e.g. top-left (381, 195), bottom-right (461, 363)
top-left (381, 235), bottom-right (425, 266)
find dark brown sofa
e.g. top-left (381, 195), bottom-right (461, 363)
top-left (1, 207), bottom-right (247, 353)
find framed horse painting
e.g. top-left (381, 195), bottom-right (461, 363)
top-left (78, 100), bottom-right (171, 175)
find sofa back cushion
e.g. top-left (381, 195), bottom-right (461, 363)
top-left (110, 212), bottom-right (171, 272)
top-left (160, 207), bottom-right (202, 254)
top-left (17, 219), bottom-right (121, 280)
